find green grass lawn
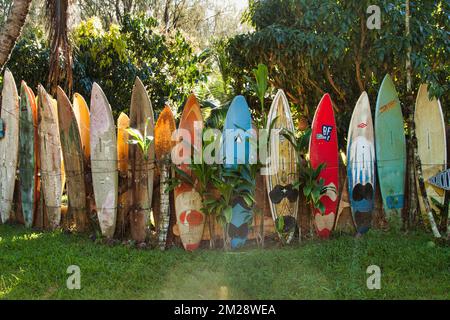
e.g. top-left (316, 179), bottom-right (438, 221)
top-left (0, 224), bottom-right (449, 300)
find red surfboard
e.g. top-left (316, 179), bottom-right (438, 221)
top-left (309, 94), bottom-right (339, 238)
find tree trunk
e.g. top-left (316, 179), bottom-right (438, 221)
top-left (0, 0), bottom-right (32, 71)
top-left (158, 162), bottom-right (170, 250)
top-left (405, 0), bottom-right (418, 229)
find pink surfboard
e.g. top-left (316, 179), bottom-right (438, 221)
top-left (309, 94), bottom-right (339, 238)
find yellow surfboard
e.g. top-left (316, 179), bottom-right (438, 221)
top-left (73, 93), bottom-right (91, 163)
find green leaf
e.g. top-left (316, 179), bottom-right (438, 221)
top-left (224, 206), bottom-right (233, 224)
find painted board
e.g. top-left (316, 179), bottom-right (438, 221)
top-left (174, 94), bottom-right (205, 251)
top-left (309, 93), bottom-right (339, 239)
top-left (347, 92), bottom-right (376, 234)
top-left (223, 96), bottom-right (254, 248)
top-left (265, 89), bottom-right (299, 243)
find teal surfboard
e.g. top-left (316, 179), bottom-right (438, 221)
top-left (223, 96), bottom-right (254, 249)
top-left (375, 74), bottom-right (406, 218)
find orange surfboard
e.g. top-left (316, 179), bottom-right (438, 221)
top-left (173, 94), bottom-right (205, 251)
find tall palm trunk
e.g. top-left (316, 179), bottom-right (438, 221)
top-left (46, 0), bottom-right (73, 95)
top-left (0, 0), bottom-right (33, 71)
top-left (405, 0), bottom-right (418, 229)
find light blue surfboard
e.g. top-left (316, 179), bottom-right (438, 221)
top-left (223, 96), bottom-right (254, 249)
top-left (375, 75), bottom-right (406, 220)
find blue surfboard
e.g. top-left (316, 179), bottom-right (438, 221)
top-left (223, 96), bottom-right (254, 249)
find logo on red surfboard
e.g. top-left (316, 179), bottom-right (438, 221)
top-left (316, 125), bottom-right (333, 142)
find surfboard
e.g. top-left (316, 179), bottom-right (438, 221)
top-left (117, 112), bottom-right (130, 237)
top-left (90, 83), bottom-right (118, 238)
top-left (129, 78), bottom-right (154, 242)
top-left (49, 97), bottom-right (66, 196)
top-left (347, 92), bottom-right (376, 234)
top-left (155, 105), bottom-right (176, 249)
top-left (0, 69), bottom-right (19, 224)
top-left (415, 84), bottom-right (447, 214)
top-left (174, 94), bottom-right (205, 251)
top-left (57, 87), bottom-right (87, 231)
top-left (265, 89), bottom-right (299, 243)
top-left (309, 93), bottom-right (339, 239)
top-left (19, 81), bottom-right (38, 227)
top-left (26, 86), bottom-right (42, 228)
top-left (38, 85), bottom-right (62, 229)
top-left (223, 96), bottom-right (254, 248)
top-left (118, 113), bottom-right (130, 175)
top-left (428, 169), bottom-right (450, 191)
top-left (375, 74), bottom-right (406, 219)
top-left (73, 93), bottom-right (91, 163)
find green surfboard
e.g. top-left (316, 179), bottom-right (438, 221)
top-left (375, 74), bottom-right (406, 220)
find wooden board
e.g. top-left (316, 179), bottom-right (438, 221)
top-left (309, 93), bottom-right (339, 239)
top-left (0, 69), bottom-right (19, 224)
top-left (223, 95), bottom-right (254, 248)
top-left (19, 81), bottom-right (38, 227)
top-left (73, 93), bottom-right (91, 163)
top-left (129, 78), bottom-right (154, 242)
top-left (38, 85), bottom-right (62, 229)
top-left (265, 89), bottom-right (299, 243)
top-left (347, 92), bottom-right (376, 234)
top-left (49, 97), bottom-right (66, 195)
top-left (174, 94), bottom-right (205, 251)
top-left (414, 84), bottom-right (447, 213)
top-left (90, 83), bottom-right (118, 238)
top-left (375, 75), bottom-right (406, 218)
top-left (57, 87), bottom-right (87, 231)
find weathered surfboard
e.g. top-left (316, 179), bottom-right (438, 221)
top-left (415, 84), bottom-right (447, 213)
top-left (90, 83), bottom-right (118, 238)
top-left (309, 93), bottom-right (339, 239)
top-left (174, 94), bottom-right (205, 251)
top-left (265, 89), bottom-right (299, 243)
top-left (49, 97), bottom-right (66, 196)
top-left (375, 74), bottom-right (406, 220)
top-left (26, 86), bottom-right (42, 228)
top-left (73, 93), bottom-right (91, 163)
top-left (129, 77), bottom-right (154, 242)
top-left (19, 81), bottom-right (38, 227)
top-left (57, 87), bottom-right (87, 231)
top-left (223, 96), bottom-right (254, 248)
top-left (347, 92), bottom-right (376, 234)
top-left (0, 69), bottom-right (19, 224)
top-left (38, 85), bottom-right (62, 229)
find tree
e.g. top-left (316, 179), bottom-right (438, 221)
top-left (227, 0), bottom-right (449, 148)
top-left (0, 0), bottom-right (33, 71)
